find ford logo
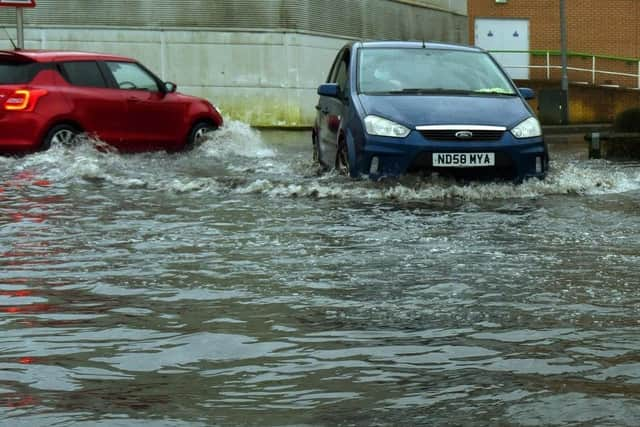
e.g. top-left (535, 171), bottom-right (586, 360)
top-left (455, 131), bottom-right (473, 139)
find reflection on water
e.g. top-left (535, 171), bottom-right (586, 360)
top-left (1, 122), bottom-right (640, 426)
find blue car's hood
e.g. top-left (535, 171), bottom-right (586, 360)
top-left (358, 94), bottom-right (532, 129)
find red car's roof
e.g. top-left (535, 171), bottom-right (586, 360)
top-left (0, 49), bottom-right (136, 63)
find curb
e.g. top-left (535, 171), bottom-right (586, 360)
top-left (543, 123), bottom-right (612, 135)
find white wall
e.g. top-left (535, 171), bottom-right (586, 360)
top-left (4, 28), bottom-right (348, 128)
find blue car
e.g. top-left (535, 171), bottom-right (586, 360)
top-left (312, 41), bottom-right (549, 182)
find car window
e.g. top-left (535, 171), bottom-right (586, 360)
top-left (327, 49), bottom-right (344, 83)
top-left (0, 61), bottom-right (40, 84)
top-left (357, 48), bottom-right (516, 95)
top-left (334, 51), bottom-right (350, 98)
top-left (106, 61), bottom-right (159, 91)
top-left (59, 61), bottom-right (108, 88)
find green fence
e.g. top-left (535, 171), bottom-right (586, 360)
top-left (490, 50), bottom-right (640, 89)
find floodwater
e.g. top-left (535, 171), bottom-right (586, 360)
top-left (1, 122), bottom-right (640, 427)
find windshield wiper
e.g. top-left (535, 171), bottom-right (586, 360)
top-left (362, 88), bottom-right (518, 96)
top-left (473, 89), bottom-right (518, 96)
top-left (394, 88), bottom-right (476, 95)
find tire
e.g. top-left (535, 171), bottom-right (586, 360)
top-left (186, 122), bottom-right (217, 150)
top-left (312, 134), bottom-right (319, 163)
top-left (313, 133), bottom-right (328, 170)
top-left (335, 138), bottom-right (350, 176)
top-left (42, 124), bottom-right (80, 151)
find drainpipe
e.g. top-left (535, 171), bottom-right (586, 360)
top-left (16, 7), bottom-right (24, 49)
top-left (560, 0), bottom-right (569, 124)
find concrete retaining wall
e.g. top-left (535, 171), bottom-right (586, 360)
top-left (0, 0), bottom-right (468, 127)
top-left (2, 28), bottom-right (348, 127)
top-left (516, 80), bottom-right (640, 125)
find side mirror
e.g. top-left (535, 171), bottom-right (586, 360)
top-left (318, 83), bottom-right (340, 98)
top-left (164, 82), bottom-right (177, 93)
top-left (518, 87), bottom-right (535, 100)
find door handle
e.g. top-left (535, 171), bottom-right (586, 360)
top-left (127, 97), bottom-right (142, 103)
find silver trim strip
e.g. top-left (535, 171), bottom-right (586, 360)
top-left (416, 125), bottom-right (507, 131)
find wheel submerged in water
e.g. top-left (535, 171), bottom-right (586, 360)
top-left (42, 124), bottom-right (80, 150)
top-left (186, 122), bottom-right (217, 150)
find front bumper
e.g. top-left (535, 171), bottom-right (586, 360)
top-left (357, 130), bottom-right (548, 182)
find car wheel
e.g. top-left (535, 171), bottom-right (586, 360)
top-left (335, 138), bottom-right (350, 175)
top-left (312, 134), bottom-right (319, 163)
top-left (186, 122), bottom-right (217, 150)
top-left (42, 124), bottom-right (79, 150)
top-left (313, 133), bottom-right (327, 170)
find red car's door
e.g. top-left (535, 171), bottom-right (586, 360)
top-left (57, 61), bottom-right (128, 145)
top-left (103, 61), bottom-right (187, 152)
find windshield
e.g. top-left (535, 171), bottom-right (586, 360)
top-left (357, 47), bottom-right (516, 95)
top-left (0, 61), bottom-right (39, 84)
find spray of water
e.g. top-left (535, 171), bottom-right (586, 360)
top-left (232, 157), bottom-right (640, 202)
top-left (2, 123), bottom-right (639, 201)
top-left (199, 120), bottom-right (275, 160)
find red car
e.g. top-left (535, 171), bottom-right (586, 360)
top-left (0, 49), bottom-right (223, 154)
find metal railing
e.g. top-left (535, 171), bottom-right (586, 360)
top-left (490, 50), bottom-right (640, 89)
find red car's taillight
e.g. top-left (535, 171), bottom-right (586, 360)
top-left (4, 89), bottom-right (48, 112)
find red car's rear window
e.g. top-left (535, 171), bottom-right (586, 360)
top-left (0, 60), bottom-right (40, 84)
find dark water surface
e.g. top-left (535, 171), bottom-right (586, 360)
top-left (1, 123), bottom-right (640, 426)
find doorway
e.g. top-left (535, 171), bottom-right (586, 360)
top-left (475, 18), bottom-right (530, 80)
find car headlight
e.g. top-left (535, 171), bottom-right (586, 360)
top-left (364, 115), bottom-right (410, 138)
top-left (511, 117), bottom-right (542, 139)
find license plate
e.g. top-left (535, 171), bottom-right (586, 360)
top-left (432, 152), bottom-right (495, 167)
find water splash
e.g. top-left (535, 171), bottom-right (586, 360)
top-left (2, 127), bottom-right (640, 201)
top-left (199, 119), bottom-right (275, 159)
top-left (228, 155), bottom-right (640, 201)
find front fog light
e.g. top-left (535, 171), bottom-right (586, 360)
top-left (370, 156), bottom-right (380, 174)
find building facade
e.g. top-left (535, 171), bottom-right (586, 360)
top-left (1, 0), bottom-right (468, 127)
top-left (468, 0), bottom-right (640, 88)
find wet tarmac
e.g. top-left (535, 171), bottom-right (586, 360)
top-left (1, 122), bottom-right (639, 426)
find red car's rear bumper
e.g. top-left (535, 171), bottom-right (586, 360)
top-left (0, 113), bottom-right (44, 154)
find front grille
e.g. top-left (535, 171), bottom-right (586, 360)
top-left (419, 129), bottom-right (505, 141)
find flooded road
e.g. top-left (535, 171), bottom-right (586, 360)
top-left (1, 122), bottom-right (640, 426)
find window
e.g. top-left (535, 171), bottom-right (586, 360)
top-left (327, 49), bottom-right (344, 83)
top-left (60, 61), bottom-right (108, 88)
top-left (0, 61), bottom-right (40, 84)
top-left (334, 52), bottom-right (350, 98)
top-left (106, 61), bottom-right (159, 91)
top-left (357, 48), bottom-right (516, 95)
